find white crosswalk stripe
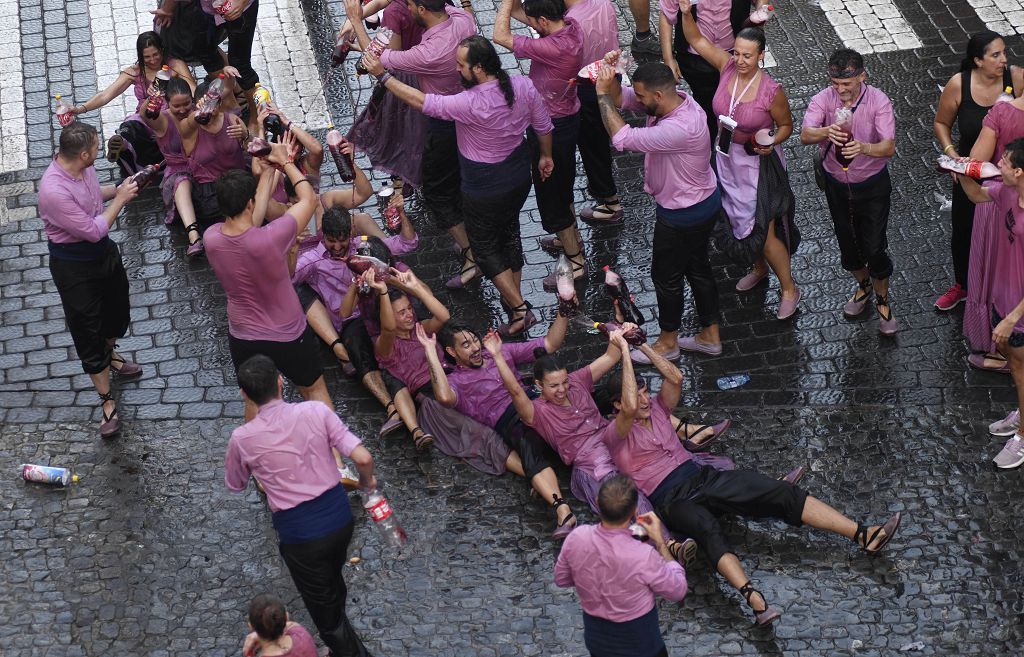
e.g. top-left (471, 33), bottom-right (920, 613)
top-left (0, 0), bottom-right (27, 174)
top-left (815, 0), bottom-right (922, 53)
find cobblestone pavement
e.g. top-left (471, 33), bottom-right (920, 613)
top-left (2, 0), bottom-right (1024, 655)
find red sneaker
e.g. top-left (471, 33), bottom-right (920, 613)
top-left (934, 283), bottom-right (966, 311)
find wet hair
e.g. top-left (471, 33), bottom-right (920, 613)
top-left (165, 77), bottom-right (192, 103)
top-left (522, 0), bottom-right (566, 22)
top-left (1006, 138), bottom-right (1024, 170)
top-left (58, 121), bottom-right (97, 159)
top-left (735, 26), bottom-right (766, 53)
top-left (322, 206), bottom-right (353, 238)
top-left (460, 36), bottom-right (515, 107)
top-left (827, 48), bottom-right (864, 78)
top-left (533, 353), bottom-right (566, 385)
top-left (410, 0), bottom-right (447, 11)
top-left (961, 30), bottom-right (1002, 72)
top-left (237, 355), bottom-right (279, 405)
top-left (247, 593), bottom-right (287, 641)
top-left (602, 370), bottom-right (647, 407)
top-left (215, 169), bottom-right (259, 218)
top-left (597, 474), bottom-right (638, 523)
top-left (437, 320), bottom-right (482, 362)
top-left (631, 62), bottom-right (677, 92)
top-left (136, 31), bottom-right (164, 72)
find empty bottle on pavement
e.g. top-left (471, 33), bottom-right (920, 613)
top-left (363, 489), bottom-right (407, 547)
top-left (194, 74), bottom-right (226, 125)
top-left (21, 464), bottom-right (78, 486)
top-left (716, 374), bottom-right (750, 390)
top-left (326, 126), bottom-right (356, 182)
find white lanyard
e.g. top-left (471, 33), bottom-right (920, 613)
top-left (728, 71), bottom-right (759, 118)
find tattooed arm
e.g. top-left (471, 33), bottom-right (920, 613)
top-left (595, 62), bottom-right (626, 138)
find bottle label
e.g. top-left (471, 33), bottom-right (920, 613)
top-left (367, 498), bottom-right (393, 522)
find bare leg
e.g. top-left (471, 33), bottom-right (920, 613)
top-left (492, 269), bottom-right (525, 312)
top-left (448, 223), bottom-right (480, 285)
top-left (872, 276), bottom-right (890, 299)
top-left (763, 218), bottom-right (797, 299)
top-left (628, 0), bottom-right (649, 31)
top-left (716, 553), bottom-right (768, 613)
top-left (361, 371), bottom-right (392, 409)
top-left (175, 180), bottom-right (198, 233)
top-left (87, 368), bottom-right (115, 423)
top-left (352, 211), bottom-right (386, 240)
top-left (391, 387), bottom-right (420, 433)
top-left (696, 323), bottom-right (720, 344)
top-left (305, 301), bottom-right (347, 356)
top-left (800, 495), bottom-right (896, 549)
top-left (505, 451), bottom-right (525, 477)
top-left (651, 329), bottom-right (679, 354)
top-left (529, 467), bottom-right (573, 525)
top-left (297, 376), bottom-right (334, 412)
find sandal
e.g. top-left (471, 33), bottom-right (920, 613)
top-left (843, 278), bottom-right (872, 318)
top-left (185, 224), bottom-right (205, 258)
top-left (330, 338), bottom-right (357, 377)
top-left (411, 426), bottom-right (434, 451)
top-left (98, 392), bottom-right (121, 439)
top-left (667, 537), bottom-right (698, 566)
top-left (738, 581), bottom-right (782, 626)
top-left (445, 247), bottom-right (482, 290)
top-left (379, 401), bottom-right (404, 438)
top-left (109, 348), bottom-right (143, 378)
top-left (876, 293), bottom-right (898, 336)
top-left (551, 494), bottom-right (576, 539)
top-left (106, 133), bottom-right (126, 163)
top-left (579, 198), bottom-right (624, 225)
top-left (542, 249), bottom-right (587, 292)
top-left (498, 301), bottom-right (539, 337)
top-left (853, 511), bottom-right (902, 554)
top-left (678, 418), bottom-right (730, 452)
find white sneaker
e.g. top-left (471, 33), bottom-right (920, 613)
top-left (992, 435), bottom-right (1024, 469)
top-left (988, 409), bottom-right (1020, 436)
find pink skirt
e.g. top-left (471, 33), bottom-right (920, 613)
top-left (964, 202), bottom-right (999, 353)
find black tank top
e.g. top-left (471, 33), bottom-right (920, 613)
top-left (957, 67), bottom-right (1014, 153)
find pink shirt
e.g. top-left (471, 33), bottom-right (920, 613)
top-left (382, 0), bottom-right (426, 50)
top-left (204, 216), bottom-right (308, 342)
top-left (660, 0), bottom-right (734, 53)
top-left (512, 18), bottom-right (584, 118)
top-left (224, 399), bottom-right (363, 513)
top-left (711, 60), bottom-right (780, 141)
top-left (984, 180), bottom-right (1024, 332)
top-left (981, 101), bottom-right (1024, 163)
top-left (527, 367), bottom-right (617, 480)
top-left (602, 396), bottom-right (693, 497)
top-left (38, 158), bottom-right (107, 244)
top-left (380, 6), bottom-right (477, 97)
top-left (804, 84), bottom-right (895, 184)
top-left (612, 89), bottom-right (717, 209)
top-left (566, 0), bottom-right (619, 67)
top-left (449, 337), bottom-right (546, 428)
top-left (377, 325), bottom-right (445, 393)
top-left (422, 76), bottom-right (553, 163)
top-left (276, 624), bottom-right (319, 657)
top-left (555, 523), bottom-right (687, 622)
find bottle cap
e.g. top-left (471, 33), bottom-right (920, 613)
top-left (55, 94), bottom-right (61, 100)
top-left (602, 265), bottom-right (610, 271)
top-left (71, 474), bottom-right (79, 483)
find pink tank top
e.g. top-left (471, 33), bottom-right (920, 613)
top-left (711, 60), bottom-right (780, 143)
top-left (189, 117), bottom-right (247, 183)
top-left (155, 111), bottom-right (188, 176)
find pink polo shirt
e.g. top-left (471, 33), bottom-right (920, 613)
top-left (224, 399), bottom-right (363, 513)
top-left (380, 6), bottom-right (477, 96)
top-left (512, 18), bottom-right (584, 118)
top-left (382, 0), bottom-right (426, 49)
top-left (611, 88), bottom-right (717, 209)
top-left (38, 158), bottom-right (107, 244)
top-left (566, 0), bottom-right (618, 66)
top-left (602, 396), bottom-right (693, 497)
top-left (204, 215), bottom-right (308, 342)
top-left (449, 337), bottom-right (546, 428)
top-left (526, 367), bottom-right (617, 481)
top-left (422, 76), bottom-right (553, 163)
top-left (804, 84), bottom-right (895, 184)
top-left (555, 523), bottom-right (687, 622)
top-left (660, 0), bottom-right (734, 53)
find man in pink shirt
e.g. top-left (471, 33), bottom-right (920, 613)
top-left (800, 49), bottom-right (898, 336)
top-left (344, 0), bottom-right (480, 291)
top-left (224, 355), bottom-right (376, 657)
top-left (494, 0), bottom-right (588, 290)
top-left (595, 58), bottom-right (725, 361)
top-left (204, 136), bottom-right (333, 420)
top-left (555, 475), bottom-right (687, 657)
top-left (39, 121), bottom-right (142, 439)
top-left (602, 339), bottom-right (904, 625)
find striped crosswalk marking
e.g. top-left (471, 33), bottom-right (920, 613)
top-left (815, 0), bottom-right (922, 53)
top-left (0, 0), bottom-right (27, 174)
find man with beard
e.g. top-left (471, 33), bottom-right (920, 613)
top-left (362, 36), bottom-right (554, 336)
top-left (595, 57), bottom-right (724, 362)
top-left (291, 206), bottom-right (418, 438)
top-left (343, 0), bottom-right (479, 291)
top-left (426, 314), bottom-right (578, 537)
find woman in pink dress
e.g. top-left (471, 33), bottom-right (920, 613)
top-left (678, 2), bottom-right (801, 320)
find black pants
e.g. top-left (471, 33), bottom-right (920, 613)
top-left (228, 324), bottom-right (324, 387)
top-left (113, 119), bottom-right (163, 179)
top-left (49, 242), bottom-right (131, 375)
top-left (279, 523), bottom-right (373, 657)
top-left (496, 412), bottom-right (557, 481)
top-left (823, 168), bottom-right (894, 280)
top-left (528, 113), bottom-right (581, 234)
top-left (950, 181), bottom-right (974, 288)
top-left (576, 82), bottom-right (618, 200)
top-left (159, 0), bottom-right (224, 73)
top-left (463, 179), bottom-right (532, 279)
top-left (420, 123), bottom-right (463, 231)
top-left (652, 214), bottom-right (720, 331)
top-left (655, 465), bottom-right (809, 568)
top-left (675, 51), bottom-right (720, 147)
top-left (223, 0), bottom-right (260, 90)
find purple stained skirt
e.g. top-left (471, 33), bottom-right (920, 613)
top-left (416, 396), bottom-right (510, 476)
top-left (964, 201), bottom-right (999, 353)
top-left (347, 70), bottom-right (425, 188)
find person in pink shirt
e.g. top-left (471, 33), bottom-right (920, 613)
top-left (602, 339), bottom-right (903, 625)
top-left (241, 594), bottom-right (318, 657)
top-left (554, 475), bottom-right (687, 657)
top-left (38, 122), bottom-right (142, 439)
top-left (595, 57), bottom-right (724, 361)
top-left (224, 356), bottom-right (376, 657)
top-left (204, 135), bottom-right (333, 421)
top-left (801, 49), bottom-right (898, 336)
top-left (363, 37), bottom-right (555, 335)
top-left (494, 0), bottom-right (588, 290)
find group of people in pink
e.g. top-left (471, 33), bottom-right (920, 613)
top-left (32, 0), bottom-right (1024, 654)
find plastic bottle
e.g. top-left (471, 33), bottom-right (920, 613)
top-left (21, 464), bottom-right (78, 486)
top-left (55, 95), bottom-right (75, 127)
top-left (833, 107), bottom-right (854, 170)
top-left (743, 4), bottom-right (774, 27)
top-left (211, 0), bottom-right (236, 17)
top-left (594, 321), bottom-right (647, 346)
top-left (252, 83), bottom-right (284, 141)
top-left (347, 254), bottom-right (391, 279)
top-left (246, 136), bottom-right (271, 157)
top-left (155, 65), bottom-right (173, 94)
top-left (936, 154), bottom-right (1000, 180)
top-left (362, 488), bottom-right (407, 547)
top-left (129, 161), bottom-right (165, 188)
top-left (332, 34), bottom-right (355, 68)
top-left (194, 74), bottom-right (226, 126)
top-left (716, 374), bottom-right (751, 390)
top-left (996, 86), bottom-right (1014, 104)
top-left (378, 183), bottom-right (402, 233)
top-left (744, 128), bottom-right (776, 155)
top-left (143, 93), bottom-right (164, 119)
top-left (602, 266), bottom-right (646, 326)
top-left (629, 522), bottom-right (649, 542)
top-left (355, 28), bottom-right (394, 75)
top-left (578, 53), bottom-right (634, 83)
top-left (355, 235), bottom-right (371, 256)
top-left (326, 126), bottom-right (356, 183)
top-left (554, 254), bottom-right (579, 315)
